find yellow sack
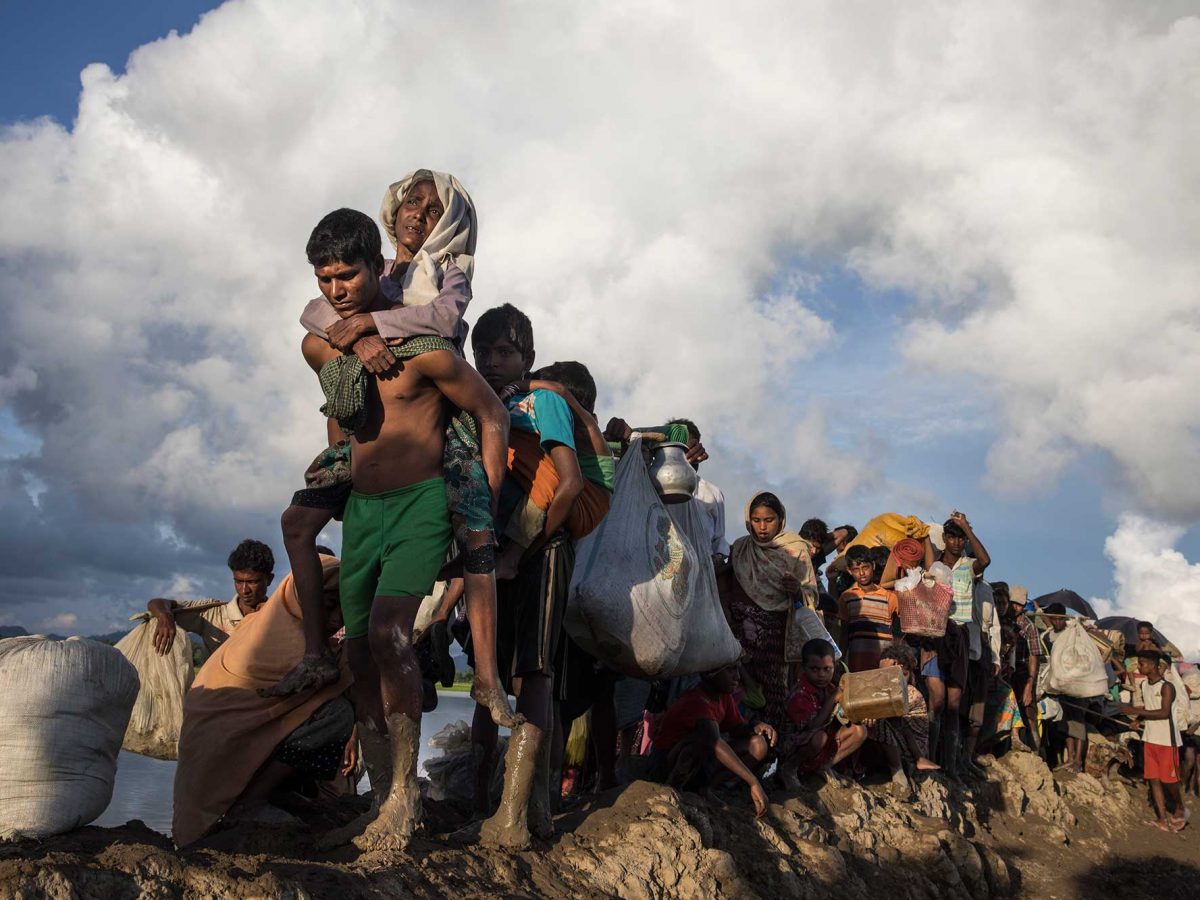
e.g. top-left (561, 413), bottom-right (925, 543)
top-left (846, 513), bottom-right (930, 553)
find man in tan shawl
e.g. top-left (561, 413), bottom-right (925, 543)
top-left (173, 555), bottom-right (353, 847)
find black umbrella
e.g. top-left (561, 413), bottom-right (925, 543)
top-left (1032, 589), bottom-right (1097, 620)
top-left (1095, 615), bottom-right (1180, 658)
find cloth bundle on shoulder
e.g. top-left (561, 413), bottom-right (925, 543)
top-left (566, 437), bottom-right (742, 679)
top-left (845, 513), bottom-right (930, 554)
top-left (115, 610), bottom-right (213, 760)
top-left (1043, 619), bottom-right (1109, 698)
top-left (0, 636), bottom-right (138, 839)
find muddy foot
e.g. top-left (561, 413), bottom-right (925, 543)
top-left (472, 684), bottom-right (525, 728)
top-left (257, 653), bottom-right (340, 698)
top-left (317, 808), bottom-right (375, 850)
top-left (479, 811), bottom-right (532, 850)
top-left (528, 789), bottom-right (554, 841)
top-left (352, 780), bottom-right (421, 853)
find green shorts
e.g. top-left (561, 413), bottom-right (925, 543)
top-left (339, 478), bottom-right (451, 639)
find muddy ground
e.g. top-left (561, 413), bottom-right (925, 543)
top-left (1, 751), bottom-right (1198, 898)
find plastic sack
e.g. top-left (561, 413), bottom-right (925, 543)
top-left (1038, 696), bottom-right (1063, 722)
top-left (1164, 665), bottom-right (1191, 732)
top-left (424, 719), bottom-right (507, 804)
top-left (894, 567), bottom-right (953, 638)
top-left (1043, 619), bottom-right (1109, 698)
top-left (0, 636), bottom-right (138, 839)
top-left (566, 437), bottom-right (742, 679)
top-left (784, 604), bottom-right (842, 663)
top-left (114, 615), bottom-right (196, 760)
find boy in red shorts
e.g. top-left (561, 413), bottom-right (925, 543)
top-left (1122, 649), bottom-right (1187, 832)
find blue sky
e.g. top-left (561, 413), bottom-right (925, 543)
top-left (0, 1), bottom-right (1197, 648)
top-left (0, 1), bottom-right (219, 127)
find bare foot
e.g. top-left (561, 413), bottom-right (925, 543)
top-left (353, 714), bottom-right (422, 852)
top-left (472, 683), bottom-right (525, 729)
top-left (915, 757), bottom-right (941, 772)
top-left (479, 723), bottom-right (537, 850)
top-left (353, 778), bottom-right (421, 852)
top-left (258, 652), bottom-right (340, 698)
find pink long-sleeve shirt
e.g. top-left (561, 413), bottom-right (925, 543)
top-left (299, 260), bottom-right (470, 347)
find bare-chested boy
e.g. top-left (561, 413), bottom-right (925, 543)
top-left (301, 208), bottom-right (509, 850)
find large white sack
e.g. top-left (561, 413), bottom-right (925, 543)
top-left (0, 636), bottom-right (139, 839)
top-left (565, 437), bottom-right (742, 679)
top-left (115, 615), bottom-right (195, 760)
top-left (1044, 619), bottom-right (1108, 699)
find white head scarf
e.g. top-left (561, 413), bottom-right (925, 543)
top-left (379, 169), bottom-right (477, 307)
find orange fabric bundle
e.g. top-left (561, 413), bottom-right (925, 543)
top-left (507, 429), bottom-right (610, 540)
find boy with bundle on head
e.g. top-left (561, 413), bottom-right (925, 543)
top-left (647, 663), bottom-right (775, 818)
top-left (1121, 649), bottom-right (1188, 832)
top-left (777, 639), bottom-right (868, 788)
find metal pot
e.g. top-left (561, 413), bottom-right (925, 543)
top-left (647, 442), bottom-right (698, 504)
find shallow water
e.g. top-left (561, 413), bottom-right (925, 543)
top-left (95, 690), bottom-right (486, 835)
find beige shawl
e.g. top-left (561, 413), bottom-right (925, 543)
top-left (379, 169), bottom-right (477, 307)
top-left (172, 556), bottom-right (351, 846)
top-left (730, 494), bottom-right (817, 612)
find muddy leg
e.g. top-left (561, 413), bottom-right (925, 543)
top-left (319, 638), bottom-right (391, 849)
top-left (462, 537), bottom-right (522, 729)
top-left (354, 713), bottom-right (422, 852)
top-left (528, 712), bottom-right (555, 839)
top-left (480, 721), bottom-right (540, 849)
top-left (261, 505), bottom-right (341, 697)
top-left (351, 595), bottom-right (424, 852)
top-left (472, 700), bottom-right (499, 815)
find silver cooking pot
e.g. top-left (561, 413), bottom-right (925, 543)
top-left (647, 442), bottom-right (698, 504)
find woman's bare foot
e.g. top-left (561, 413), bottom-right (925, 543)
top-left (257, 652), bottom-right (340, 698)
top-left (472, 683), bottom-right (525, 729)
top-left (915, 757), bottom-right (941, 772)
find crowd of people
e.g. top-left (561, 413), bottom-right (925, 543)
top-left (150, 169), bottom-right (1199, 850)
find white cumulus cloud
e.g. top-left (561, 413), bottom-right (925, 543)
top-left (1093, 514), bottom-right (1200, 659)
top-left (0, 0), bottom-right (1198, 628)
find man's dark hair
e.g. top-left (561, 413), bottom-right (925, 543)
top-left (532, 361), bottom-right (597, 414)
top-left (472, 303), bottom-right (535, 357)
top-left (1136, 648), bottom-right (1165, 662)
top-left (227, 539), bottom-right (275, 575)
top-left (1137, 620), bottom-right (1155, 632)
top-left (305, 208), bottom-right (382, 268)
top-left (942, 519), bottom-right (967, 539)
top-left (315, 545), bottom-right (336, 556)
top-left (667, 418), bottom-right (701, 441)
top-left (799, 518), bottom-right (830, 545)
top-left (836, 524), bottom-right (858, 543)
top-left (801, 638), bottom-right (835, 663)
top-left (846, 545), bottom-right (872, 566)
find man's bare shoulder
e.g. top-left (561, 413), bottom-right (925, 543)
top-left (301, 332), bottom-right (340, 373)
top-left (409, 347), bottom-right (465, 379)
